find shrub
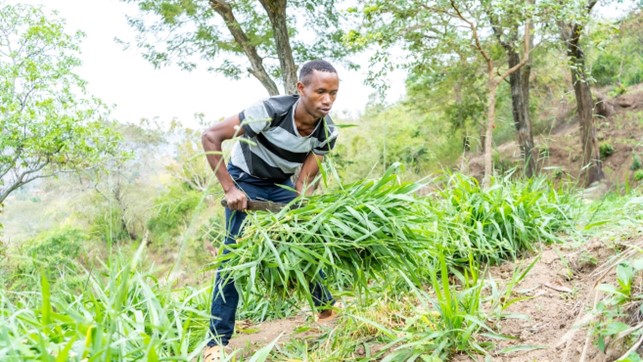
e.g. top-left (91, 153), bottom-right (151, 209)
top-left (147, 183), bottom-right (202, 240)
top-left (630, 154), bottom-right (641, 171)
top-left (599, 142), bottom-right (615, 159)
top-left (634, 170), bottom-right (643, 182)
top-left (8, 227), bottom-right (88, 291)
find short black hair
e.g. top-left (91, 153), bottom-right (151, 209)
top-left (299, 60), bottom-right (337, 84)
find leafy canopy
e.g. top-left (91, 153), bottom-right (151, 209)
top-left (0, 3), bottom-right (123, 204)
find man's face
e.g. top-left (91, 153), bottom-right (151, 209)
top-left (297, 70), bottom-right (340, 119)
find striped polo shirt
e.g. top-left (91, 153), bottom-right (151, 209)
top-left (230, 95), bottom-right (338, 180)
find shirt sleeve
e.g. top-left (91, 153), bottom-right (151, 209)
top-left (239, 100), bottom-right (272, 137)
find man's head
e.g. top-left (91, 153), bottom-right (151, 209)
top-left (296, 60), bottom-right (339, 119)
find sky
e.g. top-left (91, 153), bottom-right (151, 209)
top-left (8, 0), bottom-right (399, 129)
top-left (6, 0), bottom-right (635, 129)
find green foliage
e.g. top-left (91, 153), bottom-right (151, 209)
top-left (593, 258), bottom-right (643, 354)
top-left (7, 227), bottom-right (87, 290)
top-left (634, 170), bottom-right (643, 182)
top-left (0, 3), bottom-right (124, 204)
top-left (590, 12), bottom-right (643, 87)
top-left (122, 0), bottom-right (351, 91)
top-left (430, 173), bottom-right (579, 265)
top-left (600, 142), bottom-right (615, 159)
top-left (91, 205), bottom-right (133, 243)
top-left (216, 164), bottom-right (428, 310)
top-left (631, 155), bottom-right (642, 171)
top-left (0, 242), bottom-right (213, 361)
top-left (147, 183), bottom-right (202, 240)
top-left (214, 164), bottom-right (579, 315)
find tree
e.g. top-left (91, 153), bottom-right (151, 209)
top-left (486, 0), bottom-right (536, 177)
top-left (0, 3), bottom-right (123, 205)
top-left (122, 0), bottom-right (351, 95)
top-left (558, 0), bottom-right (604, 186)
top-left (351, 0), bottom-right (532, 186)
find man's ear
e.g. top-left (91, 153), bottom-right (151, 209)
top-left (296, 81), bottom-right (304, 95)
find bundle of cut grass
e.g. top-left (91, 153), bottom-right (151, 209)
top-left (214, 164), bottom-right (431, 308)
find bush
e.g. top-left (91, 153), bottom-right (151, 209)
top-left (8, 227), bottom-right (88, 290)
top-left (631, 154), bottom-right (641, 171)
top-left (599, 142), bottom-right (615, 159)
top-left (147, 183), bottom-right (202, 240)
top-left (634, 170), bottom-right (643, 182)
top-left (91, 205), bottom-right (133, 243)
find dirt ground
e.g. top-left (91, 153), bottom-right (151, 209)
top-left (487, 238), bottom-right (642, 362)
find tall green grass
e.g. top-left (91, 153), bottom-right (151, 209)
top-left (426, 173), bottom-right (579, 266)
top-left (0, 242), bottom-right (211, 361)
top-left (213, 165), bottom-right (580, 314)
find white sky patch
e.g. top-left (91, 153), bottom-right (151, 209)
top-left (5, 0), bottom-right (398, 128)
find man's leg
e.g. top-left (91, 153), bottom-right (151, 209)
top-left (207, 207), bottom-right (245, 347)
top-left (207, 167), bottom-right (267, 346)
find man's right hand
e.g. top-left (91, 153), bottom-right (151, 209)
top-left (224, 188), bottom-right (248, 211)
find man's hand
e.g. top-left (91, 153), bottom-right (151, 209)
top-left (224, 187), bottom-right (248, 211)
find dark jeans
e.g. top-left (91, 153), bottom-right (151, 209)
top-left (207, 164), bottom-right (334, 347)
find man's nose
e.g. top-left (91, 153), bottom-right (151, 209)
top-left (321, 94), bottom-right (331, 104)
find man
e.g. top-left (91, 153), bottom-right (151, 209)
top-left (201, 60), bottom-right (340, 360)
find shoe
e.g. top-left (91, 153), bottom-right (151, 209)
top-left (317, 301), bottom-right (343, 322)
top-left (203, 345), bottom-right (227, 362)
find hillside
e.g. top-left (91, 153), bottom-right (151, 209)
top-left (467, 84), bottom-right (643, 188)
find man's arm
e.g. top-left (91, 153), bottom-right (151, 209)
top-left (201, 114), bottom-right (248, 210)
top-left (295, 153), bottom-right (324, 196)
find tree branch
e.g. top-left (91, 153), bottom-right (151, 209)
top-left (450, 0), bottom-right (493, 71)
top-left (499, 20), bottom-right (531, 80)
top-left (209, 0), bottom-right (279, 95)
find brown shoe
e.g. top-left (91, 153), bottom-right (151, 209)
top-left (203, 345), bottom-right (227, 362)
top-left (317, 301), bottom-right (343, 322)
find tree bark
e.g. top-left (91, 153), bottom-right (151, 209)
top-left (258, 0), bottom-right (298, 94)
top-left (209, 0), bottom-right (280, 96)
top-left (487, 6), bottom-right (536, 178)
top-left (559, 1), bottom-right (604, 186)
top-left (507, 50), bottom-right (536, 177)
top-left (483, 78), bottom-right (499, 187)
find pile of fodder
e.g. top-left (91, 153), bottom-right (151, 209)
top-left (214, 166), bottom-right (580, 309)
top-left (216, 165), bottom-right (430, 307)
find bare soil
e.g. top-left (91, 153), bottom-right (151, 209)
top-left (487, 238), bottom-right (642, 362)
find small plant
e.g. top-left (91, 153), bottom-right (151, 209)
top-left (599, 142), bottom-right (615, 159)
top-left (608, 83), bottom-right (627, 97)
top-left (631, 154), bottom-right (642, 171)
top-left (634, 170), bottom-right (643, 182)
top-left (592, 259), bottom-right (643, 356)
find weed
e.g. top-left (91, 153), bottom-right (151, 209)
top-left (593, 258), bottom-right (643, 355)
top-left (630, 154), bottom-right (641, 171)
top-left (634, 170), bottom-right (643, 182)
top-left (599, 142), bottom-right (615, 159)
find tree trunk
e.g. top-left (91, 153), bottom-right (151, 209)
top-left (569, 56), bottom-right (604, 185)
top-left (483, 78), bottom-right (499, 188)
top-left (560, 7), bottom-right (604, 186)
top-left (507, 50), bottom-right (536, 177)
top-left (210, 0), bottom-right (280, 96)
top-left (258, 0), bottom-right (298, 94)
